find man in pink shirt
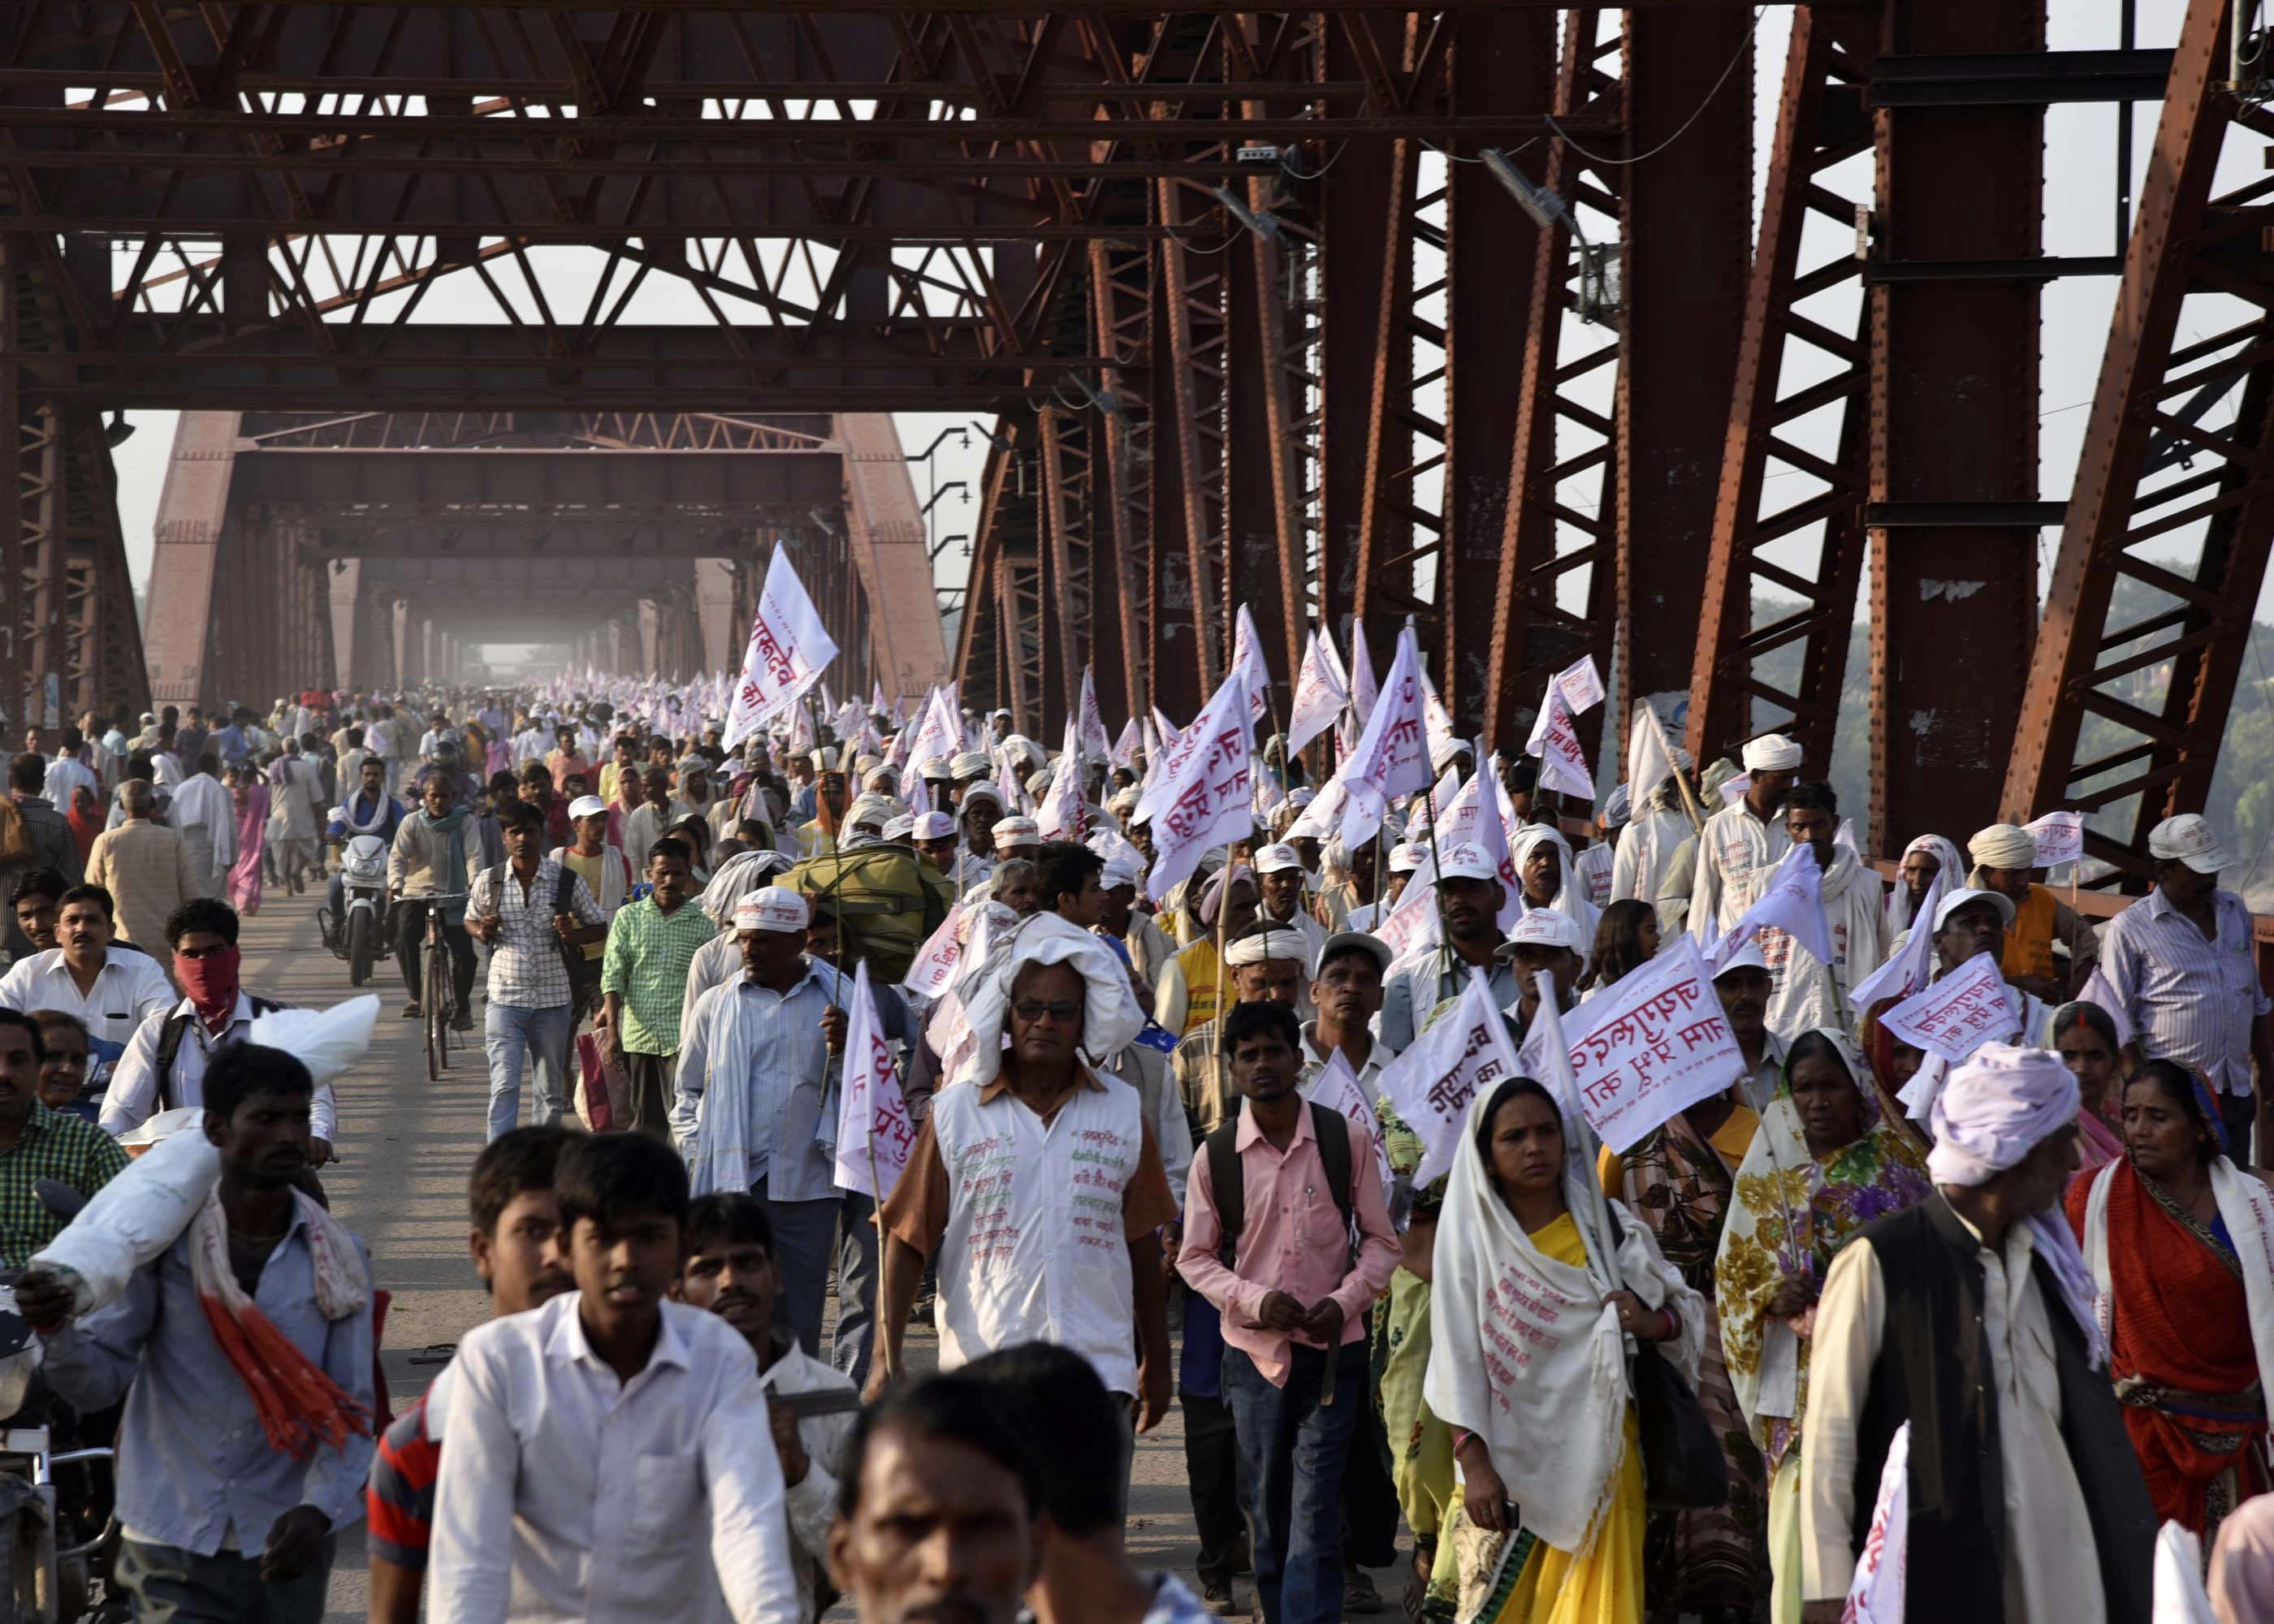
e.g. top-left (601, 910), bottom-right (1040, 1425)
top-left (1175, 999), bottom-right (1399, 1624)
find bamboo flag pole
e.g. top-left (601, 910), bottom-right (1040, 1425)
top-left (1641, 701), bottom-right (1706, 834)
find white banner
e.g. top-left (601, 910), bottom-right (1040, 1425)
top-left (2024, 809), bottom-right (2086, 870)
top-left (1721, 772), bottom-right (1752, 806)
top-left (1848, 869), bottom-right (1947, 1013)
top-left (1308, 1048), bottom-right (1395, 1193)
top-left (722, 549), bottom-right (840, 750)
top-left (1377, 969), bottom-right (1523, 1188)
top-left (1844, 1422), bottom-right (1909, 1624)
top-left (1111, 715), bottom-right (1143, 771)
top-left (1519, 935), bottom-right (1744, 1154)
top-left (833, 961), bottom-right (917, 1201)
top-left (1708, 842), bottom-right (1833, 969)
top-left (1286, 630), bottom-right (1351, 755)
top-left (1132, 669), bottom-right (1256, 903)
top-left (1422, 670), bottom-right (1459, 775)
top-left (1347, 622), bottom-right (1378, 729)
top-left (1877, 951), bottom-right (2012, 1065)
top-left (901, 905), bottom-right (966, 1002)
top-left (1525, 686), bottom-right (1596, 801)
top-left (1337, 627), bottom-right (1433, 851)
top-left (905, 683), bottom-right (963, 774)
top-left (1077, 667), bottom-right (1113, 765)
top-left (1553, 654), bottom-right (1605, 715)
top-left (1233, 604), bottom-right (1272, 723)
top-left (1036, 713), bottom-right (1088, 840)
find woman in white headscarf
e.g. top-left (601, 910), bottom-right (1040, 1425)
top-left (1426, 1075), bottom-right (1704, 1622)
top-left (1884, 832), bottom-right (1962, 941)
top-left (1509, 824), bottom-right (1601, 954)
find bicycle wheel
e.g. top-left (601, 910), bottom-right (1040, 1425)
top-left (423, 935), bottom-right (445, 1082)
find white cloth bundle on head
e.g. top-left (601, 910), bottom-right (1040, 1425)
top-left (1740, 734), bottom-right (1803, 773)
top-left (1968, 823), bottom-right (2037, 874)
top-left (701, 847), bottom-right (793, 926)
top-left (1223, 926), bottom-right (1309, 967)
top-left (848, 792), bottom-right (899, 829)
top-left (1423, 1083), bottom-right (1704, 1555)
top-left (950, 912), bottom-right (1146, 1089)
top-left (1928, 1042), bottom-right (2105, 1364)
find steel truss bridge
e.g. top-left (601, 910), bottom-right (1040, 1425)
top-left (0, 0), bottom-right (2264, 887)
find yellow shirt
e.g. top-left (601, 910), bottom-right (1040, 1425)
top-left (1171, 938), bottom-right (1226, 1035)
top-left (1999, 883), bottom-right (2059, 983)
top-left (1597, 1101), bottom-right (1762, 1194)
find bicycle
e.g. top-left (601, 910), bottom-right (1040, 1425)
top-left (417, 892), bottom-right (469, 1082)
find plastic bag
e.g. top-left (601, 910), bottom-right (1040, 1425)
top-left (577, 1033), bottom-right (629, 1132)
top-left (246, 995), bottom-right (379, 1086)
top-left (31, 1128), bottom-right (221, 1315)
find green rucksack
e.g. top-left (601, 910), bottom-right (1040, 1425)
top-left (785, 844), bottom-right (953, 982)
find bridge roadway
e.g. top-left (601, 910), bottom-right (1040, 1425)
top-left (212, 883), bottom-right (1373, 1618)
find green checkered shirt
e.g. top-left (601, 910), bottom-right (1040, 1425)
top-left (600, 895), bottom-right (717, 1056)
top-left (0, 1103), bottom-right (130, 1269)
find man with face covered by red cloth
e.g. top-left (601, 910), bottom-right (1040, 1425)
top-left (99, 896), bottom-right (339, 1164)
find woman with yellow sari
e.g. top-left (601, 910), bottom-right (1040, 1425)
top-left (1712, 1027), bottom-right (1931, 1624)
top-left (1426, 1077), bottom-right (1705, 1624)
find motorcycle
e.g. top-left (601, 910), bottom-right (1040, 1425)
top-left (0, 1182), bottom-right (121, 1622)
top-left (319, 814), bottom-right (393, 988)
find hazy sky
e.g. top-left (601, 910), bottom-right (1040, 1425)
top-left (100, 0), bottom-right (2214, 652)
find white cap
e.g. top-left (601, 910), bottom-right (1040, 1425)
top-left (1253, 842), bottom-right (1304, 875)
top-left (1713, 940), bottom-right (1769, 977)
top-left (961, 783), bottom-right (1005, 813)
top-left (735, 887), bottom-right (810, 934)
top-left (913, 811), bottom-right (957, 841)
top-left (992, 815), bottom-right (1040, 850)
top-left (950, 750), bottom-right (991, 780)
top-left (882, 814), bottom-right (916, 841)
top-left (567, 794), bottom-right (608, 820)
top-left (1932, 886), bottom-right (2017, 932)
top-left (2149, 813), bottom-right (2230, 875)
top-left (1286, 787), bottom-right (1316, 810)
top-left (1386, 844), bottom-right (1423, 875)
top-left (1508, 909), bottom-right (1586, 952)
top-left (1100, 850), bottom-right (1146, 891)
top-left (1432, 842), bottom-right (1497, 883)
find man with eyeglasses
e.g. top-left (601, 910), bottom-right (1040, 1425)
top-left (872, 915), bottom-right (1176, 1527)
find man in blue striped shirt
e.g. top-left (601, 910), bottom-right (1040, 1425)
top-left (2098, 814), bottom-right (2274, 1163)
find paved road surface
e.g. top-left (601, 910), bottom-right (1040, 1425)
top-left (218, 884), bottom-right (1403, 1621)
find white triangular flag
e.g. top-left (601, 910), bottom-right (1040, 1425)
top-left (833, 962), bottom-right (916, 1200)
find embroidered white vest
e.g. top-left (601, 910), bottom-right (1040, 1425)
top-left (931, 1074), bottom-right (1143, 1394)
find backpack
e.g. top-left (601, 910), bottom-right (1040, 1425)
top-left (785, 845), bottom-right (953, 982)
top-left (1204, 1101), bottom-right (1354, 1267)
top-left (153, 996), bottom-right (286, 1110)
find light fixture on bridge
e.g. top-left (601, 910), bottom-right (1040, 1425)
top-left (103, 410), bottom-right (135, 448)
top-left (1209, 185), bottom-right (1282, 244)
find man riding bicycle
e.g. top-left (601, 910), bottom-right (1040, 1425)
top-left (387, 774), bottom-right (478, 1030)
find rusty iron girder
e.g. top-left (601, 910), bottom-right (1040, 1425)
top-left (2003, 0), bottom-right (2269, 884)
top-left (1686, 11), bottom-right (1875, 782)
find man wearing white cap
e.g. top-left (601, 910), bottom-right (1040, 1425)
top-left (1251, 843), bottom-right (1328, 974)
top-left (1800, 1043), bottom-right (2155, 1624)
top-left (1343, 843), bottom-right (1419, 935)
top-left (875, 914), bottom-right (1176, 1518)
top-left (1095, 847), bottom-right (1174, 993)
top-left (910, 810), bottom-right (960, 875)
top-left (1689, 733), bottom-right (1801, 943)
top-left (1378, 844), bottom-right (1519, 1056)
top-left (1966, 822), bottom-right (2099, 1004)
top-left (1299, 932), bottom-right (1393, 1096)
top-left (1711, 939), bottom-right (1787, 1112)
top-left (956, 783), bottom-right (1005, 888)
top-left (1930, 887), bottom-right (2055, 1044)
top-left (671, 887), bottom-right (858, 1358)
top-left (2098, 813), bottom-right (2274, 1162)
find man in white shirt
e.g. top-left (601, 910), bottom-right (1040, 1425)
top-left (167, 755), bottom-right (236, 897)
top-left (675, 1192), bottom-right (858, 1624)
top-left (1251, 843), bottom-right (1328, 974)
top-left (1689, 732), bottom-right (1801, 942)
top-left (426, 1133), bottom-right (799, 1624)
top-left (102, 896), bottom-right (338, 1164)
top-left (0, 883), bottom-right (174, 1090)
top-left (41, 727), bottom-right (98, 815)
top-left (1798, 1043), bottom-right (2155, 1624)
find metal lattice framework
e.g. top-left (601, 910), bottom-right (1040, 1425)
top-left (0, 0), bottom-right (2267, 871)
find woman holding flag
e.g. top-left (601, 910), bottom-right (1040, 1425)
top-left (1426, 1075), bottom-right (1703, 1624)
top-left (1712, 1029), bottom-right (1932, 1624)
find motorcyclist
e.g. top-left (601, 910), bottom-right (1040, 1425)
top-left (322, 757), bottom-right (404, 948)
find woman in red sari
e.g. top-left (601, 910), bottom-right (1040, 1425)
top-left (2068, 1059), bottom-right (2274, 1547)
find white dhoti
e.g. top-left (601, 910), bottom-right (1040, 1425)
top-left (180, 827), bottom-right (219, 897)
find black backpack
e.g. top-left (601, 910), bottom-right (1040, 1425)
top-left (153, 996), bottom-right (286, 1109)
top-left (1203, 1101), bottom-right (1354, 1266)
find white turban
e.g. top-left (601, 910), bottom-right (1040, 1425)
top-left (849, 792), bottom-right (899, 830)
top-left (956, 913), bottom-right (1146, 1088)
top-left (1194, 862), bottom-right (1253, 927)
top-left (960, 783), bottom-right (1005, 813)
top-left (1602, 784), bottom-right (1632, 828)
top-left (1223, 926), bottom-right (1310, 967)
top-left (1740, 733), bottom-right (1803, 773)
top-left (1100, 849), bottom-right (1145, 891)
top-left (1926, 1043), bottom-right (2078, 1187)
top-left (1968, 823), bottom-right (2038, 873)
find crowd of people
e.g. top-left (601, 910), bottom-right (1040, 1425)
top-left (0, 678), bottom-right (2269, 1624)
